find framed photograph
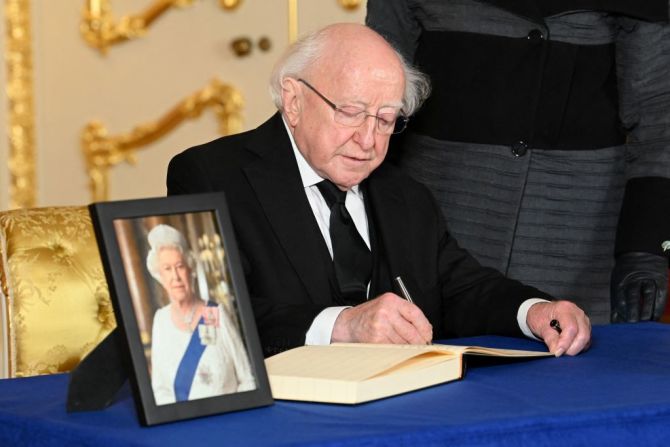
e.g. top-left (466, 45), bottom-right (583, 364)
top-left (89, 192), bottom-right (273, 425)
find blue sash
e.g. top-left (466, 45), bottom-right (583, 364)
top-left (173, 302), bottom-right (217, 402)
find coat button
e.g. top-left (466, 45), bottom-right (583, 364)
top-left (511, 141), bottom-right (528, 157)
top-left (527, 29), bottom-right (544, 40)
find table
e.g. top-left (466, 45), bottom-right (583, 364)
top-left (1, 323), bottom-right (669, 446)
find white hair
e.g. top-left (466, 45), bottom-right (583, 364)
top-left (145, 224), bottom-right (194, 282)
top-left (268, 26), bottom-right (431, 117)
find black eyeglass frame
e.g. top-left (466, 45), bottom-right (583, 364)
top-left (297, 78), bottom-right (409, 135)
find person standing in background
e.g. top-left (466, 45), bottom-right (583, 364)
top-left (367, 0), bottom-right (670, 324)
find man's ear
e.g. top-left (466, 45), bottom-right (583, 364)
top-left (281, 78), bottom-right (302, 126)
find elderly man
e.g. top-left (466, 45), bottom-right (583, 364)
top-left (167, 23), bottom-right (591, 357)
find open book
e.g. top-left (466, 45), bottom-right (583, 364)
top-left (265, 343), bottom-right (551, 404)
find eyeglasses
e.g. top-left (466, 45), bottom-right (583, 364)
top-left (297, 79), bottom-right (408, 135)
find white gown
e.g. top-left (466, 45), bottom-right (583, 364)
top-left (150, 303), bottom-right (256, 406)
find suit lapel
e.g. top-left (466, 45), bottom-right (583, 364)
top-left (367, 168), bottom-right (432, 308)
top-left (365, 167), bottom-right (414, 293)
top-left (242, 114), bottom-right (333, 306)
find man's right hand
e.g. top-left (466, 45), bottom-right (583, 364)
top-left (330, 293), bottom-right (433, 344)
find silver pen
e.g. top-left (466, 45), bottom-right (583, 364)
top-left (394, 276), bottom-right (414, 304)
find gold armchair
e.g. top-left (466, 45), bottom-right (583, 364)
top-left (0, 206), bottom-right (115, 378)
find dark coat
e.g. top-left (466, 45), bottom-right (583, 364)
top-left (367, 0), bottom-right (670, 323)
top-left (167, 113), bottom-right (551, 355)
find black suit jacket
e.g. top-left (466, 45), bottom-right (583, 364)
top-left (168, 113), bottom-right (552, 355)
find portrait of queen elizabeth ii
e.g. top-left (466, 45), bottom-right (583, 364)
top-left (145, 224), bottom-right (256, 405)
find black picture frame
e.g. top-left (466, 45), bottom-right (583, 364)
top-left (89, 192), bottom-right (273, 426)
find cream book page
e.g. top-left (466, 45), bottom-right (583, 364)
top-left (266, 344), bottom-right (458, 381)
top-left (266, 343), bottom-right (550, 382)
top-left (266, 343), bottom-right (551, 404)
top-left (449, 345), bottom-right (551, 357)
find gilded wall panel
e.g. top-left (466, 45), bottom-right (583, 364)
top-left (0, 3), bottom-right (8, 210)
top-left (4, 0), bottom-right (36, 209)
top-left (2, 0), bottom-right (365, 208)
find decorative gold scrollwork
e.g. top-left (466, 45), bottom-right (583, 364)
top-left (219, 0), bottom-right (242, 10)
top-left (81, 0), bottom-right (242, 54)
top-left (5, 0), bottom-right (36, 209)
top-left (81, 79), bottom-right (243, 201)
top-left (337, 0), bottom-right (362, 10)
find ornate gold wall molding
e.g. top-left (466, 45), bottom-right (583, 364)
top-left (219, 0), bottom-right (242, 10)
top-left (81, 78), bottom-right (243, 201)
top-left (81, 0), bottom-right (242, 55)
top-left (288, 0), bottom-right (297, 43)
top-left (4, 0), bottom-right (36, 209)
top-left (337, 0), bottom-right (362, 11)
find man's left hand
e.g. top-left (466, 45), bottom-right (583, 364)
top-left (526, 301), bottom-right (591, 357)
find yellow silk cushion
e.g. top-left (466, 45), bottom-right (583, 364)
top-left (0, 206), bottom-right (116, 378)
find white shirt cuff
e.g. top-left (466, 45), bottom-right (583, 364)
top-left (305, 306), bottom-right (350, 345)
top-left (307, 300), bottom-right (548, 345)
top-left (517, 298), bottom-right (550, 341)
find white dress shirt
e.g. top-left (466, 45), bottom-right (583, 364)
top-left (282, 119), bottom-right (544, 345)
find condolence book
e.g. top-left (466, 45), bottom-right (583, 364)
top-left (265, 343), bottom-right (551, 404)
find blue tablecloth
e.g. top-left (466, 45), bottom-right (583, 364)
top-left (1, 323), bottom-right (669, 446)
